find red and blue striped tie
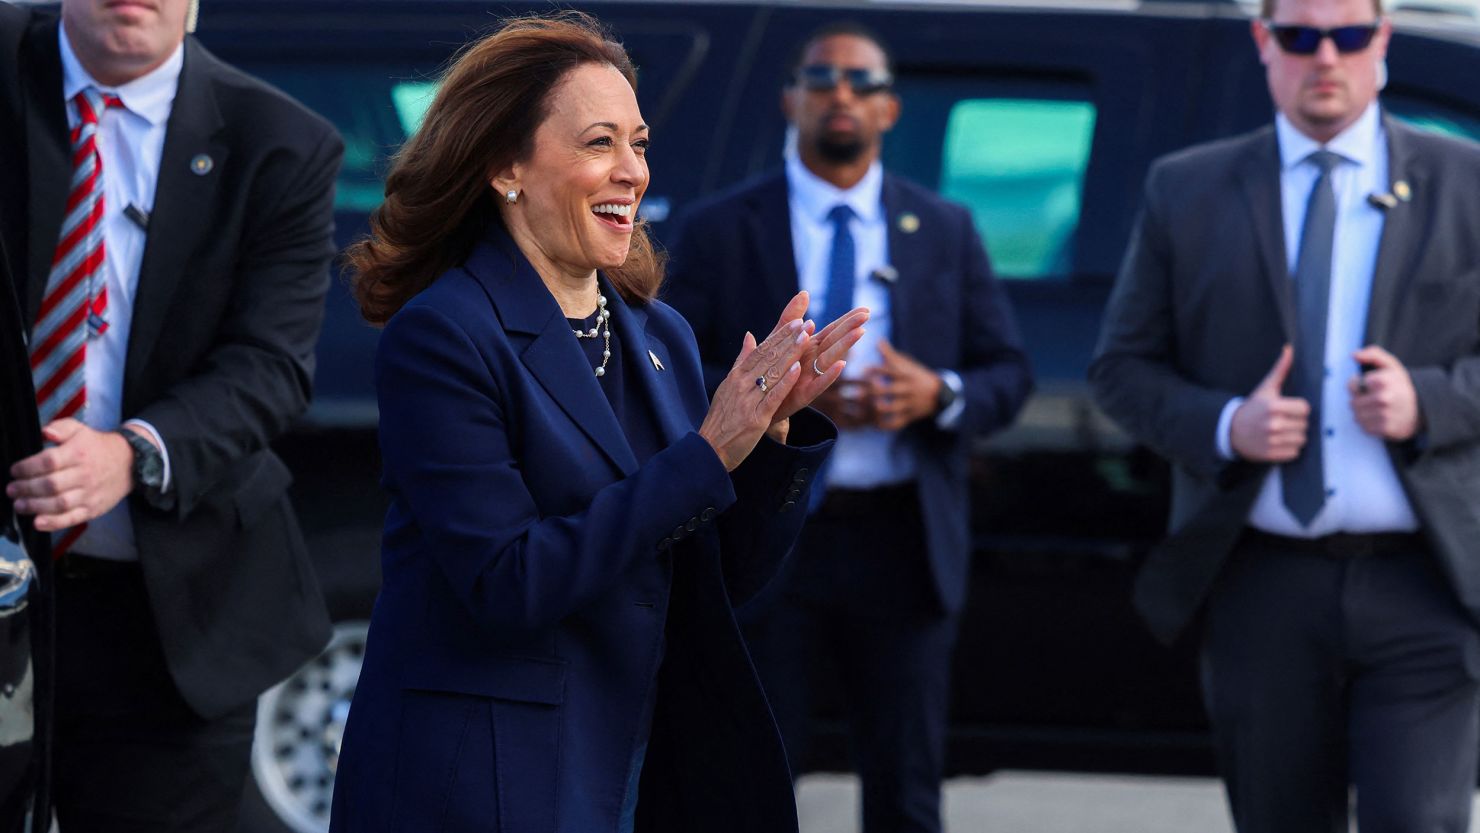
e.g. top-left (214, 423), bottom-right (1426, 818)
top-left (29, 87), bottom-right (123, 558)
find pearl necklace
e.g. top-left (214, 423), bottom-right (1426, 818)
top-left (571, 292), bottom-right (612, 378)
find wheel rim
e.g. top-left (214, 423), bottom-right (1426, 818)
top-left (252, 620), bottom-right (368, 833)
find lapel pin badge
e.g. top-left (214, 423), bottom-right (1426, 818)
top-left (190, 154), bottom-right (214, 176)
top-left (648, 349), bottom-right (665, 371)
top-left (1393, 180), bottom-right (1412, 202)
top-left (897, 213), bottom-right (920, 234)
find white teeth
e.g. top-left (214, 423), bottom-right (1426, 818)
top-left (592, 203), bottom-right (632, 217)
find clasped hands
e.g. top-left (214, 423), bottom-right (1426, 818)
top-left (7, 419), bottom-right (145, 532)
top-left (1230, 344), bottom-right (1421, 463)
top-left (699, 291), bottom-right (869, 471)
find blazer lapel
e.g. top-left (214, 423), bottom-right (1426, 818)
top-left (611, 296), bottom-right (690, 447)
top-left (1363, 118), bottom-right (1431, 347)
top-left (467, 231), bottom-right (638, 476)
top-left (1238, 127), bottom-right (1296, 341)
top-left (21, 19), bottom-right (70, 326)
top-left (125, 38), bottom-right (230, 390)
top-left (881, 175), bottom-right (928, 349)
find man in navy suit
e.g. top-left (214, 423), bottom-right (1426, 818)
top-left (665, 22), bottom-right (1031, 833)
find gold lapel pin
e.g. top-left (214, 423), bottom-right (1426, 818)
top-left (190, 154), bottom-right (214, 176)
top-left (648, 349), bottom-right (665, 371)
top-left (897, 213), bottom-right (920, 234)
top-left (1393, 180), bottom-right (1412, 202)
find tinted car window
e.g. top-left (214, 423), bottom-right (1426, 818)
top-left (882, 76), bottom-right (1096, 280)
top-left (939, 97), bottom-right (1095, 279)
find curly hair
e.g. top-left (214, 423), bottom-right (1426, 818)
top-left (346, 12), bottom-right (663, 325)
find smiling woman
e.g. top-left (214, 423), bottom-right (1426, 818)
top-left (329, 11), bottom-right (867, 833)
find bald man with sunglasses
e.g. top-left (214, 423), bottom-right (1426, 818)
top-left (1091, 0), bottom-right (1480, 829)
top-left (666, 22), bottom-right (1030, 833)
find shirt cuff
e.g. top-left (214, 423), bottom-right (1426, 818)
top-left (935, 369), bottom-right (966, 431)
top-left (1215, 397), bottom-right (1244, 461)
top-left (122, 419), bottom-right (172, 493)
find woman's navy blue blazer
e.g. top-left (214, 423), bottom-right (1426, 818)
top-left (329, 224), bottom-right (834, 833)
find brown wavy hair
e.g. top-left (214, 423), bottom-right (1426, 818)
top-left (347, 12), bottom-right (664, 325)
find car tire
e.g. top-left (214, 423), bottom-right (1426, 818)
top-left (239, 620), bottom-right (369, 833)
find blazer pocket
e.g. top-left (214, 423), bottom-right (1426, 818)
top-left (400, 654), bottom-right (566, 833)
top-left (390, 690), bottom-right (498, 833)
top-left (231, 452), bottom-right (294, 529)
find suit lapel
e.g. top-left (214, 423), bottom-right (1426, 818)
top-left (21, 18), bottom-right (70, 327)
top-left (467, 231), bottom-right (638, 476)
top-left (125, 38), bottom-right (229, 391)
top-left (612, 296), bottom-right (689, 447)
top-left (1363, 119), bottom-right (1430, 347)
top-left (744, 173), bottom-right (801, 318)
top-left (1238, 127), bottom-right (1296, 341)
top-left (881, 175), bottom-right (928, 349)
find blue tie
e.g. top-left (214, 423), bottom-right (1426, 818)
top-left (821, 204), bottom-right (857, 325)
top-left (1283, 150), bottom-right (1342, 527)
top-left (809, 204), bottom-right (858, 513)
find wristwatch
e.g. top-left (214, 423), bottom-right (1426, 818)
top-left (935, 372), bottom-right (958, 414)
top-left (117, 429), bottom-right (165, 497)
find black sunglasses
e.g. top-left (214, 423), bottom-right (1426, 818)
top-left (1263, 21), bottom-right (1381, 55)
top-left (794, 65), bottom-right (894, 95)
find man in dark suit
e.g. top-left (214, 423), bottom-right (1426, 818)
top-left (1091, 0), bottom-right (1480, 828)
top-left (0, 0), bottom-right (341, 829)
top-left (666, 23), bottom-right (1031, 833)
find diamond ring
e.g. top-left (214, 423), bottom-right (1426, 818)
top-left (811, 358), bottom-right (825, 377)
top-left (756, 376), bottom-right (769, 393)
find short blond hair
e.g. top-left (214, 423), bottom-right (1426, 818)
top-left (1259, 0), bottom-right (1382, 17)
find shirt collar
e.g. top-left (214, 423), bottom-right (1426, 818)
top-left (784, 149), bottom-right (885, 225)
top-left (1276, 100), bottom-right (1382, 172)
top-left (59, 22), bottom-right (183, 127)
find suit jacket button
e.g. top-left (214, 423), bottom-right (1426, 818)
top-left (779, 500), bottom-right (796, 513)
top-left (701, 507), bottom-right (717, 522)
top-left (673, 525), bottom-right (688, 540)
top-left (794, 468), bottom-right (809, 479)
top-left (685, 518), bottom-right (699, 532)
top-left (658, 537), bottom-right (673, 550)
top-left (785, 489), bottom-right (801, 501)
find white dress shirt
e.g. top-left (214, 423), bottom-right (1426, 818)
top-left (785, 152), bottom-right (964, 489)
top-left (1215, 102), bottom-right (1419, 536)
top-left (59, 24), bottom-right (182, 560)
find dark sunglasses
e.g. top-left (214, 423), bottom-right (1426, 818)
top-left (1263, 21), bottom-right (1381, 55)
top-left (794, 65), bottom-right (894, 95)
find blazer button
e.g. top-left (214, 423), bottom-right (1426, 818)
top-left (785, 489), bottom-right (801, 502)
top-left (685, 518), bottom-right (699, 532)
top-left (779, 500), bottom-right (796, 514)
top-left (794, 468), bottom-right (809, 478)
top-left (673, 525), bottom-right (688, 540)
top-left (701, 507), bottom-right (717, 522)
top-left (658, 537), bottom-right (673, 550)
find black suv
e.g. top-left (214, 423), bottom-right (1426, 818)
top-left (129, 1), bottom-right (1480, 831)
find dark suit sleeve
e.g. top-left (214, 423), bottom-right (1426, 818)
top-left (949, 205), bottom-right (1033, 437)
top-left (1409, 362), bottom-right (1480, 453)
top-left (717, 408), bottom-right (835, 606)
top-left (133, 126), bottom-right (343, 517)
top-left (664, 213), bottom-right (734, 395)
top-left (376, 303), bottom-right (744, 644)
top-left (1089, 163), bottom-right (1237, 479)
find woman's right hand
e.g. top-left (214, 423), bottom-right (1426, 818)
top-left (698, 317), bottom-right (811, 471)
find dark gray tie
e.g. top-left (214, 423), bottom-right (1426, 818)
top-left (1282, 149), bottom-right (1343, 526)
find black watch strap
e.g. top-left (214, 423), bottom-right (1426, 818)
top-left (117, 429), bottom-right (165, 496)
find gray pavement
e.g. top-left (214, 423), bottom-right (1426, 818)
top-left (796, 772), bottom-right (1480, 833)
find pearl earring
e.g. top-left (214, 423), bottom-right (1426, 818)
top-left (505, 189), bottom-right (519, 205)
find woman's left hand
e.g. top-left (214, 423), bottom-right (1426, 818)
top-left (756, 292), bottom-right (869, 435)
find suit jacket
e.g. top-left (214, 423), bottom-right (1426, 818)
top-left (664, 170), bottom-right (1032, 615)
top-left (328, 224), bottom-right (835, 833)
top-left (0, 6), bottom-right (341, 717)
top-left (1090, 117), bottom-right (1480, 644)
